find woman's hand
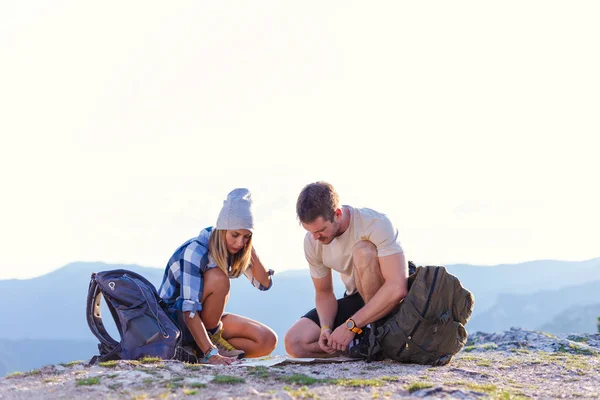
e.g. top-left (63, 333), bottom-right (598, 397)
top-left (206, 353), bottom-right (237, 365)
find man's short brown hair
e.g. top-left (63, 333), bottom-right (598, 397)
top-left (296, 181), bottom-right (340, 223)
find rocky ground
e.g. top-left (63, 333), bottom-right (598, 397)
top-left (1, 328), bottom-right (599, 399)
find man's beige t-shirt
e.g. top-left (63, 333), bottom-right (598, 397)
top-left (304, 206), bottom-right (404, 295)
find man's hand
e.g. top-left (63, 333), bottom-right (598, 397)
top-left (328, 325), bottom-right (355, 352)
top-left (318, 328), bottom-right (337, 354)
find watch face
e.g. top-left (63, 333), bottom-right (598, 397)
top-left (346, 320), bottom-right (354, 329)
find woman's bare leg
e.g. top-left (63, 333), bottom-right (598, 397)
top-left (199, 267), bottom-right (230, 330)
top-left (221, 314), bottom-right (277, 358)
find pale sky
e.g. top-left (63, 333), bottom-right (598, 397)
top-left (1, 1), bottom-right (598, 280)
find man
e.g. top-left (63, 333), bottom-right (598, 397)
top-left (284, 181), bottom-right (408, 358)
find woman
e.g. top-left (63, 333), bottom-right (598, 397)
top-left (158, 188), bottom-right (277, 365)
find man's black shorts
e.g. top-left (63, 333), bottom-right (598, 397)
top-left (302, 292), bottom-right (365, 329)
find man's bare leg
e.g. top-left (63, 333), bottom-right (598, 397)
top-left (353, 241), bottom-right (384, 303)
top-left (284, 318), bottom-right (340, 358)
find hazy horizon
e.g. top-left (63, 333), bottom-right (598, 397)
top-left (1, 1), bottom-right (598, 280)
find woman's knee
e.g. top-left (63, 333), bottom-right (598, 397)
top-left (260, 327), bottom-right (278, 353)
top-left (203, 267), bottom-right (230, 292)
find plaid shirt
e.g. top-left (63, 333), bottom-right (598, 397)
top-left (158, 226), bottom-right (272, 318)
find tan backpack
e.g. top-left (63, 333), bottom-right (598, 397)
top-left (367, 265), bottom-right (475, 366)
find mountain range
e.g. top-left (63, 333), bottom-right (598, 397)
top-left (1, 257), bottom-right (599, 376)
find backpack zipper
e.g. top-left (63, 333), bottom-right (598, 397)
top-left (399, 267), bottom-right (441, 356)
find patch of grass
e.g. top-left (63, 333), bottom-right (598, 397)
top-left (495, 389), bottom-right (528, 399)
top-left (139, 356), bottom-right (163, 364)
top-left (76, 377), bottom-right (101, 386)
top-left (464, 343), bottom-right (498, 352)
top-left (189, 382), bottom-right (206, 388)
top-left (476, 360), bottom-right (492, 367)
top-left (510, 348), bottom-right (530, 354)
top-left (459, 355), bottom-right (482, 361)
top-left (464, 383), bottom-right (497, 393)
top-left (284, 386), bottom-right (317, 398)
top-left (502, 357), bottom-right (520, 366)
top-left (278, 373), bottom-right (321, 386)
top-left (183, 389), bottom-right (198, 395)
top-left (567, 343), bottom-right (597, 356)
top-left (444, 380), bottom-right (465, 386)
top-left (536, 331), bottom-right (557, 339)
top-left (143, 378), bottom-right (154, 384)
top-left (567, 335), bottom-right (589, 343)
top-left (380, 376), bottom-right (399, 382)
top-left (132, 395), bottom-right (148, 400)
top-left (538, 351), bottom-right (594, 373)
top-left (107, 383), bottom-right (123, 390)
top-left (183, 363), bottom-right (204, 371)
top-left (446, 381), bottom-right (529, 399)
top-left (59, 360), bottom-right (83, 367)
top-left (247, 366), bottom-right (270, 378)
top-left (406, 382), bottom-right (434, 393)
top-left (332, 378), bottom-right (384, 387)
top-left (165, 381), bottom-right (183, 389)
top-left (6, 371), bottom-right (24, 378)
top-left (363, 365), bottom-right (382, 370)
top-left (43, 378), bottom-right (57, 383)
top-left (213, 375), bottom-right (245, 384)
top-left (98, 360), bottom-right (119, 368)
top-left (107, 374), bottom-right (119, 378)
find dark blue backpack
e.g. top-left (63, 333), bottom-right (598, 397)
top-left (86, 269), bottom-right (186, 364)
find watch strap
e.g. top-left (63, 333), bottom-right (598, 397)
top-left (203, 346), bottom-right (219, 363)
top-left (345, 318), bottom-right (363, 335)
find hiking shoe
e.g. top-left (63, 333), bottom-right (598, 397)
top-left (209, 325), bottom-right (245, 359)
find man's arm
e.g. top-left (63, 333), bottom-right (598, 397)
top-left (351, 252), bottom-right (408, 327)
top-left (312, 271), bottom-right (339, 354)
top-left (313, 271), bottom-right (337, 330)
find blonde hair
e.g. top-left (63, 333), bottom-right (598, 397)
top-left (208, 229), bottom-right (253, 278)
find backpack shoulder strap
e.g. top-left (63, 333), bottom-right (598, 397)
top-left (86, 273), bottom-right (120, 355)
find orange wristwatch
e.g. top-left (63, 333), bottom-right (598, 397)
top-left (345, 318), bottom-right (363, 334)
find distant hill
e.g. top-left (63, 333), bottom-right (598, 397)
top-left (445, 257), bottom-right (600, 315)
top-left (0, 339), bottom-right (97, 377)
top-left (467, 280), bottom-right (600, 333)
top-left (540, 303), bottom-right (600, 334)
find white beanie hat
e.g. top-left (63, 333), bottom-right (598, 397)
top-left (215, 188), bottom-right (254, 232)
